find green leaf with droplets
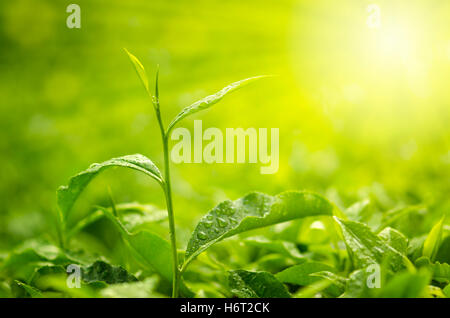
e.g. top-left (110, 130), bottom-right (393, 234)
top-left (378, 227), bottom-right (408, 255)
top-left (82, 261), bottom-right (137, 285)
top-left (333, 217), bottom-right (407, 271)
top-left (184, 191), bottom-right (334, 268)
top-left (124, 48), bottom-right (151, 96)
top-left (57, 154), bottom-right (163, 221)
top-left (423, 216), bottom-right (446, 261)
top-left (228, 270), bottom-right (291, 298)
top-left (166, 76), bottom-right (268, 133)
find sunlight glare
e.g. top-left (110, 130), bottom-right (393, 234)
top-left (377, 26), bottom-right (414, 62)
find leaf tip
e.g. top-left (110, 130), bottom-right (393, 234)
top-left (123, 48), bottom-right (134, 59)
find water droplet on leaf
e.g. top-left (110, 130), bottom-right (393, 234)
top-left (217, 217), bottom-right (228, 227)
top-left (203, 220), bottom-right (213, 228)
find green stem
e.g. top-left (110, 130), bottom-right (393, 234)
top-left (56, 209), bottom-right (66, 250)
top-left (155, 106), bottom-right (180, 298)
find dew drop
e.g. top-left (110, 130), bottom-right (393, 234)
top-left (203, 220), bottom-right (213, 228)
top-left (223, 207), bottom-right (235, 216)
top-left (197, 231), bottom-right (208, 240)
top-left (217, 217), bottom-right (228, 228)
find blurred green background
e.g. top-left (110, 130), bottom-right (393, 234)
top-left (0, 0), bottom-right (449, 251)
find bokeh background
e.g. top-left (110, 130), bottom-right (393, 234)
top-left (0, 0), bottom-right (449, 251)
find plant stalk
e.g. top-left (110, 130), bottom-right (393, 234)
top-left (56, 208), bottom-right (66, 250)
top-left (155, 106), bottom-right (180, 298)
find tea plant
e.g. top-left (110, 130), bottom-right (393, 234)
top-left (1, 50), bottom-right (449, 298)
top-left (55, 49), bottom-right (334, 297)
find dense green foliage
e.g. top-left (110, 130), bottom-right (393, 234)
top-left (1, 48), bottom-right (449, 298)
top-left (0, 0), bottom-right (449, 299)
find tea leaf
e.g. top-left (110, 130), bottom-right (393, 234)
top-left (310, 271), bottom-right (348, 291)
top-left (67, 203), bottom-right (167, 239)
top-left (345, 199), bottom-right (371, 222)
top-left (99, 207), bottom-right (193, 297)
top-left (82, 261), bottom-right (137, 284)
top-left (118, 203), bottom-right (167, 231)
top-left (333, 217), bottom-right (406, 271)
top-left (407, 235), bottom-right (427, 262)
top-left (0, 240), bottom-right (78, 280)
top-left (379, 205), bottom-right (426, 231)
top-left (100, 277), bottom-right (164, 298)
top-left (57, 154), bottom-right (163, 221)
top-left (435, 235), bottom-right (450, 264)
top-left (124, 48), bottom-right (151, 96)
top-left (443, 284), bottom-right (450, 297)
top-left (25, 265), bottom-right (98, 297)
top-left (377, 269), bottom-right (431, 298)
top-left (166, 76), bottom-right (268, 133)
top-left (340, 269), bottom-right (373, 298)
top-left (66, 210), bottom-right (104, 239)
top-left (423, 216), bottom-right (446, 261)
top-left (228, 270), bottom-right (290, 298)
top-left (378, 227), bottom-right (408, 255)
top-left (415, 256), bottom-right (450, 284)
top-left (252, 254), bottom-right (295, 273)
top-left (275, 261), bottom-right (335, 286)
top-left (244, 236), bottom-right (305, 261)
top-left (30, 265), bottom-right (66, 285)
top-left (294, 279), bottom-right (333, 298)
top-left (184, 191), bottom-right (334, 268)
top-left (427, 285), bottom-right (447, 298)
top-left (14, 280), bottom-right (42, 298)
